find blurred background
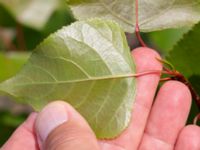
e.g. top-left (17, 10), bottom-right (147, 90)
top-left (0, 0), bottom-right (198, 146)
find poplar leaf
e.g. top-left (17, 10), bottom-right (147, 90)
top-left (67, 0), bottom-right (200, 32)
top-left (0, 19), bottom-right (136, 138)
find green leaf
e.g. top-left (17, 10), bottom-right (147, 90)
top-left (149, 27), bottom-right (191, 56)
top-left (0, 19), bottom-right (136, 138)
top-left (167, 22), bottom-right (200, 124)
top-left (0, 52), bottom-right (29, 82)
top-left (67, 0), bottom-right (200, 32)
top-left (0, 4), bottom-right (16, 27)
top-left (42, 4), bottom-right (75, 35)
top-left (167, 22), bottom-right (200, 78)
top-left (0, 0), bottom-right (59, 30)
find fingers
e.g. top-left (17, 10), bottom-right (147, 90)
top-left (101, 47), bottom-right (162, 150)
top-left (35, 101), bottom-right (100, 150)
top-left (139, 81), bottom-right (192, 150)
top-left (1, 112), bottom-right (39, 150)
top-left (175, 125), bottom-right (200, 150)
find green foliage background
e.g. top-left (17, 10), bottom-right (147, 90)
top-left (0, 0), bottom-right (200, 145)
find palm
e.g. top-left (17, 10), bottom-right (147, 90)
top-left (2, 48), bottom-right (200, 150)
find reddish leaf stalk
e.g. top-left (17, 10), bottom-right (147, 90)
top-left (135, 0), bottom-right (147, 47)
top-left (193, 113), bottom-right (200, 125)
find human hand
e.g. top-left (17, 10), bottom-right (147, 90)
top-left (2, 48), bottom-right (200, 150)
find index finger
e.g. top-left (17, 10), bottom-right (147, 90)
top-left (1, 112), bottom-right (39, 150)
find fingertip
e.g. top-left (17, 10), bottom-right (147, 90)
top-left (132, 47), bottom-right (161, 59)
top-left (131, 47), bottom-right (162, 72)
top-left (162, 80), bottom-right (191, 94)
top-left (184, 125), bottom-right (200, 137)
top-left (1, 112), bottom-right (39, 150)
top-left (175, 125), bottom-right (200, 150)
top-left (20, 112), bottom-right (38, 133)
top-left (181, 125), bottom-right (200, 135)
top-left (26, 112), bottom-right (38, 124)
top-left (160, 81), bottom-right (192, 107)
top-left (35, 100), bottom-right (84, 143)
top-left (35, 100), bottom-right (99, 150)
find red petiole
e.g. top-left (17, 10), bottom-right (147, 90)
top-left (134, 0), bottom-right (146, 47)
top-left (133, 65), bottom-right (200, 124)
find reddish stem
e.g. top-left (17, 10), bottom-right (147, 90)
top-left (193, 113), bottom-right (200, 125)
top-left (135, 0), bottom-right (147, 47)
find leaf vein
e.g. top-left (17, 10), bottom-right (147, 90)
top-left (74, 81), bottom-right (96, 108)
top-left (41, 54), bottom-right (91, 78)
top-left (10, 74), bottom-right (134, 87)
top-left (99, 0), bottom-right (133, 26)
top-left (29, 64), bottom-right (58, 81)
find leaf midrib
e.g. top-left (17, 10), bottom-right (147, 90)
top-left (4, 73), bottom-right (135, 87)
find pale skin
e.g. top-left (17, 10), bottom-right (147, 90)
top-left (2, 48), bottom-right (200, 150)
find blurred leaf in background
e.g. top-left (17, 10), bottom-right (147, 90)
top-left (20, 4), bottom-right (75, 50)
top-left (0, 0), bottom-right (59, 30)
top-left (148, 27), bottom-right (191, 56)
top-left (0, 52), bottom-right (29, 82)
top-left (0, 4), bottom-right (16, 27)
top-left (0, 0), bottom-right (75, 51)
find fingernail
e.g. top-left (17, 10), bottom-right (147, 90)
top-left (35, 102), bottom-right (68, 143)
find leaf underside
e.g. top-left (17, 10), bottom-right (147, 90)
top-left (0, 19), bottom-right (136, 138)
top-left (67, 0), bottom-right (200, 32)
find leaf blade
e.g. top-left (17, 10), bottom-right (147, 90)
top-left (67, 0), bottom-right (200, 32)
top-left (0, 19), bottom-right (136, 138)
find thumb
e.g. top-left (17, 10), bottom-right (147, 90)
top-left (35, 101), bottom-right (100, 150)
